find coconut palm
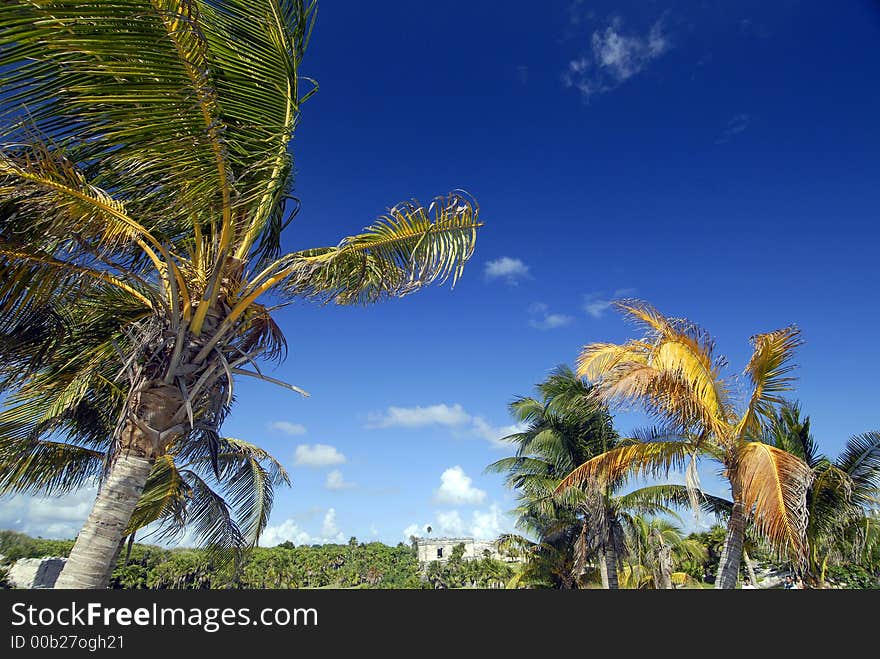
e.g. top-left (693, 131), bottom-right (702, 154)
top-left (761, 402), bottom-right (880, 585)
top-left (0, 298), bottom-right (291, 584)
top-left (488, 365), bottom-right (728, 589)
top-left (620, 515), bottom-right (707, 589)
top-left (487, 366), bottom-right (622, 587)
top-left (556, 300), bottom-right (813, 588)
top-left (0, 0), bottom-right (481, 588)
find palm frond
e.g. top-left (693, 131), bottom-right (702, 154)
top-left (556, 440), bottom-right (692, 493)
top-left (836, 431), bottom-right (880, 506)
top-left (616, 484), bottom-right (731, 518)
top-left (126, 454), bottom-right (188, 537)
top-left (0, 436), bottom-right (103, 496)
top-left (735, 441), bottom-right (813, 563)
top-left (278, 191), bottom-right (481, 304)
top-left (736, 326), bottom-right (803, 439)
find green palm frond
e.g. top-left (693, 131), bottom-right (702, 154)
top-left (126, 454), bottom-right (189, 537)
top-left (278, 191), bottom-right (481, 304)
top-left (616, 484), bottom-right (731, 518)
top-left (836, 431), bottom-right (880, 506)
top-left (0, 437), bottom-right (103, 496)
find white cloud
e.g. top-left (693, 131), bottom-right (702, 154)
top-left (261, 509), bottom-right (347, 547)
top-left (471, 417), bottom-right (527, 448)
top-left (367, 403), bottom-right (522, 449)
top-left (366, 403), bottom-right (470, 429)
top-left (530, 313), bottom-right (573, 330)
top-left (563, 17), bottom-right (670, 101)
top-left (584, 288), bottom-right (636, 318)
top-left (403, 523), bottom-right (431, 541)
top-left (369, 524), bottom-right (379, 538)
top-left (434, 466), bottom-right (486, 506)
top-left (325, 469), bottom-right (356, 491)
top-left (294, 443), bottom-right (346, 467)
top-left (471, 504), bottom-right (505, 540)
top-left (321, 508), bottom-right (344, 541)
top-left (0, 485), bottom-right (97, 540)
top-left (404, 503), bottom-right (511, 542)
top-left (269, 421), bottom-right (307, 436)
top-left (259, 519), bottom-right (315, 547)
top-left (528, 301), bottom-right (573, 330)
top-left (436, 510), bottom-right (466, 536)
top-left (715, 113), bottom-right (751, 144)
top-left (484, 257), bottom-right (530, 285)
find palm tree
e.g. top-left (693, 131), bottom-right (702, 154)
top-left (488, 365), bottom-right (727, 589)
top-left (0, 0), bottom-right (481, 588)
top-left (761, 402), bottom-right (880, 586)
top-left (557, 300), bottom-right (813, 588)
top-left (487, 366), bottom-right (622, 588)
top-left (620, 515), bottom-right (707, 589)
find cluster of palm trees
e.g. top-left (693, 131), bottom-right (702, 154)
top-left (0, 0), bottom-right (482, 588)
top-left (491, 301), bottom-right (879, 588)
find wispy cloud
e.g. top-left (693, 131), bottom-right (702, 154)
top-left (715, 113), bottom-right (751, 144)
top-left (583, 288), bottom-right (636, 318)
top-left (563, 16), bottom-right (670, 101)
top-left (433, 466), bottom-right (486, 505)
top-left (325, 469), bottom-right (356, 491)
top-left (269, 421), bottom-right (307, 436)
top-left (366, 403), bottom-right (522, 448)
top-left (528, 302), bottom-right (573, 330)
top-left (366, 403), bottom-right (470, 429)
top-left (484, 257), bottom-right (530, 285)
top-left (294, 443), bottom-right (346, 467)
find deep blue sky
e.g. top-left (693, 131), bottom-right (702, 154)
top-left (4, 0), bottom-right (879, 546)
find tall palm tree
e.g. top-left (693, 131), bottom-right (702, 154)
top-left (556, 300), bottom-right (813, 588)
top-left (0, 290), bottom-right (292, 584)
top-left (0, 0), bottom-right (481, 588)
top-left (761, 402), bottom-right (880, 585)
top-left (488, 365), bottom-right (727, 589)
top-left (487, 366), bottom-right (622, 588)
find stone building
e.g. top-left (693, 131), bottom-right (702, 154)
top-left (411, 536), bottom-right (511, 565)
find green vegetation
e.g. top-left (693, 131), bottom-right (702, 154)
top-left (0, 531), bottom-right (425, 589)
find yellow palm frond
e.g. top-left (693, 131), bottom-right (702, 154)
top-left (735, 326), bottom-right (802, 439)
top-left (615, 299), bottom-right (674, 335)
top-left (735, 441), bottom-right (813, 562)
top-left (556, 440), bottom-right (692, 493)
top-left (575, 341), bottom-right (650, 381)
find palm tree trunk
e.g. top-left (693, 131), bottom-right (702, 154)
top-left (54, 451), bottom-right (153, 588)
top-left (714, 496), bottom-right (746, 589)
top-left (742, 549), bottom-right (758, 588)
top-left (656, 544), bottom-right (673, 589)
top-left (55, 380), bottom-right (181, 589)
top-left (600, 548), bottom-right (619, 589)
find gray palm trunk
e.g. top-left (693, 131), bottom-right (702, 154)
top-left (599, 548), bottom-right (619, 589)
top-left (714, 496), bottom-right (746, 589)
top-left (55, 380), bottom-right (181, 589)
top-left (743, 549), bottom-right (759, 588)
top-left (54, 452), bottom-right (153, 588)
top-left (655, 541), bottom-right (673, 589)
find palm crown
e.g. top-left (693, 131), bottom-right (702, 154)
top-left (0, 0), bottom-right (481, 588)
top-left (556, 300), bottom-right (813, 587)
